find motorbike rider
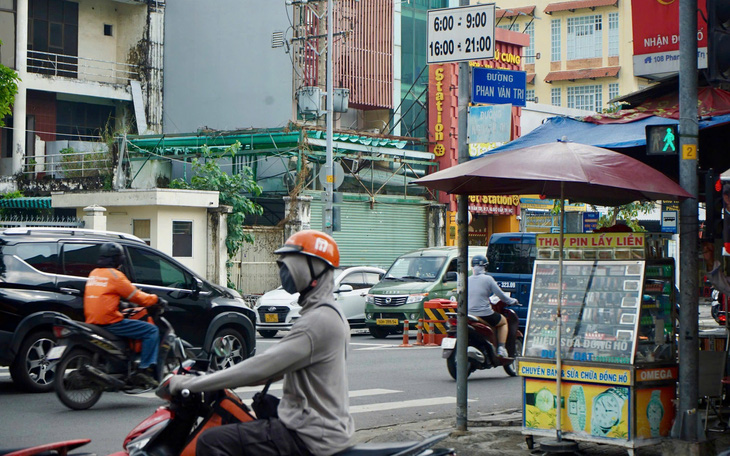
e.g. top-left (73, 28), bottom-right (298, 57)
top-left (468, 254), bottom-right (518, 358)
top-left (169, 229), bottom-right (354, 456)
top-left (84, 242), bottom-right (161, 388)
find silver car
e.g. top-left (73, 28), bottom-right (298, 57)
top-left (254, 266), bottom-right (385, 338)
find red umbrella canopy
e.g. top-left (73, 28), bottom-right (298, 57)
top-left (414, 140), bottom-right (692, 206)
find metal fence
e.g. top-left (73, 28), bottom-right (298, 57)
top-left (22, 148), bottom-right (112, 179)
top-left (27, 50), bottom-right (138, 85)
top-left (0, 215), bottom-right (84, 229)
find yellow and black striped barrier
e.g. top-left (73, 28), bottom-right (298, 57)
top-left (423, 299), bottom-right (457, 345)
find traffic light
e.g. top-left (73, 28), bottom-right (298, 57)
top-left (645, 124), bottom-right (678, 155)
top-left (705, 169), bottom-right (724, 241)
top-left (707, 0), bottom-right (730, 83)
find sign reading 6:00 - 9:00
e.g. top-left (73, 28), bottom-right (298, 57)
top-left (427, 4), bottom-right (496, 64)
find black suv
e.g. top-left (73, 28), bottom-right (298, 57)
top-left (0, 228), bottom-right (256, 392)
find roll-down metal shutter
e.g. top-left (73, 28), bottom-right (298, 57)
top-left (309, 193), bottom-right (429, 269)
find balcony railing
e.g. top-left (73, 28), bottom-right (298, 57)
top-left (27, 50), bottom-right (138, 85)
top-left (22, 147), bottom-right (113, 179)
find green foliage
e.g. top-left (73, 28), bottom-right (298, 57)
top-left (170, 143), bottom-right (263, 260)
top-left (0, 40), bottom-right (20, 127)
top-left (596, 202), bottom-right (655, 232)
top-left (1, 190), bottom-right (23, 200)
top-left (59, 146), bottom-right (112, 177)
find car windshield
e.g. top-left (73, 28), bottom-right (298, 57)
top-left (384, 256), bottom-right (446, 282)
top-left (486, 242), bottom-right (536, 274)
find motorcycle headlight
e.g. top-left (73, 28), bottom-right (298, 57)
top-left (366, 313), bottom-right (373, 320)
top-left (365, 294), bottom-right (374, 304)
top-left (406, 293), bottom-right (428, 304)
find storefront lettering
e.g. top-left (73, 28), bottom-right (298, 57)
top-left (638, 368), bottom-right (675, 381)
top-left (433, 67), bottom-right (446, 156)
top-left (469, 51), bottom-right (522, 68)
top-left (538, 234), bottom-right (646, 248)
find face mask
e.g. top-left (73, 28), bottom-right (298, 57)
top-left (473, 265), bottom-right (486, 275)
top-left (279, 263), bottom-right (298, 294)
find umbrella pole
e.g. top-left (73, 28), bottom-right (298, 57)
top-left (555, 183), bottom-right (565, 442)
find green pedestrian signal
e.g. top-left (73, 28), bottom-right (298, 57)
top-left (645, 124), bottom-right (678, 156)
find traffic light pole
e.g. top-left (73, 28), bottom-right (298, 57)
top-left (675, 0), bottom-right (700, 442)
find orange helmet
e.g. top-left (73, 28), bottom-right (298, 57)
top-left (274, 230), bottom-right (340, 268)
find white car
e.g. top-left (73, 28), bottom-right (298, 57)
top-left (255, 266), bottom-right (386, 338)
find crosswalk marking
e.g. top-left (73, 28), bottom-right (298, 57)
top-left (350, 396), bottom-right (473, 414)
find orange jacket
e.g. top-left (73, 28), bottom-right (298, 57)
top-left (84, 268), bottom-right (158, 325)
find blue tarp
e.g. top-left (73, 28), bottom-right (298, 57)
top-left (485, 113), bottom-right (730, 155)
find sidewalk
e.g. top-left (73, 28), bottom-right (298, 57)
top-left (352, 409), bottom-right (730, 455)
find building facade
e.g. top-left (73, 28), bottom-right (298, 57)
top-left (0, 0), bottom-right (163, 178)
top-left (492, 0), bottom-right (649, 113)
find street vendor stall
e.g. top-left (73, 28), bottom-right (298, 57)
top-left (519, 232), bottom-right (678, 454)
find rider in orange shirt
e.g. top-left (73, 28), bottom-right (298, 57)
top-left (84, 242), bottom-right (161, 387)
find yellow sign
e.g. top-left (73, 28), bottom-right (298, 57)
top-left (537, 233), bottom-right (645, 250)
top-left (682, 144), bottom-right (697, 160)
top-left (524, 378), bottom-right (630, 439)
top-left (519, 360), bottom-right (631, 386)
top-left (433, 67), bottom-right (446, 157)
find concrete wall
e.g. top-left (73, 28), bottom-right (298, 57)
top-left (78, 0), bottom-right (146, 72)
top-left (162, 0), bottom-right (293, 133)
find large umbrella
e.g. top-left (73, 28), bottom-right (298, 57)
top-left (413, 140), bottom-right (692, 444)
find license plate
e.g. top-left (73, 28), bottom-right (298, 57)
top-left (264, 313), bottom-right (279, 323)
top-left (47, 345), bottom-right (66, 360)
top-left (376, 318), bottom-right (399, 326)
top-left (441, 337), bottom-right (456, 350)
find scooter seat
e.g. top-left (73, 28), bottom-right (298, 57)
top-left (333, 441), bottom-right (419, 456)
top-left (76, 322), bottom-right (125, 344)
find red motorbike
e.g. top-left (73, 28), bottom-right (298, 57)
top-left (442, 297), bottom-right (523, 378)
top-left (109, 358), bottom-right (456, 456)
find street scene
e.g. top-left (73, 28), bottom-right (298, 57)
top-left (3, 0), bottom-right (730, 455)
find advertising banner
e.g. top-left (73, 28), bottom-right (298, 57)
top-left (519, 361), bottom-right (631, 386)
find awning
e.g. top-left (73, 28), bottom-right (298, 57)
top-left (545, 0), bottom-right (618, 14)
top-left (0, 197), bottom-right (52, 209)
top-left (485, 114), bottom-right (730, 153)
top-left (544, 67), bottom-right (620, 83)
top-left (527, 74), bottom-right (535, 85)
top-left (496, 6), bottom-right (536, 17)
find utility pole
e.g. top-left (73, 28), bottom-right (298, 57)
top-left (676, 0), bottom-right (700, 442)
top-left (323, 0), bottom-right (334, 235)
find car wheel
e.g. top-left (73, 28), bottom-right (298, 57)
top-left (369, 327), bottom-right (390, 339)
top-left (10, 330), bottom-right (57, 393)
top-left (258, 330), bottom-right (278, 339)
top-left (210, 328), bottom-right (248, 371)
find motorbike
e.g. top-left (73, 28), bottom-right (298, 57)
top-left (111, 359), bottom-right (456, 456)
top-left (442, 296), bottom-right (523, 378)
top-left (49, 300), bottom-right (195, 410)
top-left (0, 439), bottom-right (92, 456)
top-left (712, 288), bottom-right (728, 326)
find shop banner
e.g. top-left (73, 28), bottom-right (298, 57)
top-left (524, 378), bottom-right (630, 439)
top-left (519, 361), bottom-right (631, 386)
top-left (467, 194), bottom-right (520, 215)
top-left (636, 367), bottom-right (678, 383)
top-left (537, 233), bottom-right (645, 250)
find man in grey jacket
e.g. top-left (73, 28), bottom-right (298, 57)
top-left (170, 230), bottom-right (354, 456)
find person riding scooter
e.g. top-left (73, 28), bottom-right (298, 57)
top-left (169, 229), bottom-right (354, 456)
top-left (468, 255), bottom-right (519, 358)
top-left (84, 242), bottom-right (162, 388)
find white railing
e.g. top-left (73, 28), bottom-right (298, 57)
top-left (27, 50), bottom-right (138, 85)
top-left (22, 148), bottom-right (112, 179)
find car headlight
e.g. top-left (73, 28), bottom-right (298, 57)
top-left (255, 297), bottom-right (262, 308)
top-left (365, 294), bottom-right (374, 304)
top-left (406, 293), bottom-right (428, 304)
top-left (409, 313), bottom-right (419, 320)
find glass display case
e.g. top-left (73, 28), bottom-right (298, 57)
top-left (519, 233), bottom-right (678, 452)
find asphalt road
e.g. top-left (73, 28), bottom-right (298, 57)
top-left (0, 330), bottom-right (522, 454)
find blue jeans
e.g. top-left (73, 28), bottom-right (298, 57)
top-left (104, 318), bottom-right (160, 369)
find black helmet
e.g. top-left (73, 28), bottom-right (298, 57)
top-left (99, 242), bottom-right (125, 266)
top-left (471, 254), bottom-right (488, 267)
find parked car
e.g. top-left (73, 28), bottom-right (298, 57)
top-left (364, 246), bottom-right (484, 339)
top-left (0, 227), bottom-right (257, 392)
top-left (254, 266), bottom-right (385, 338)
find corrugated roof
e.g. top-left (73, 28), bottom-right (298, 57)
top-left (496, 6), bottom-right (536, 18)
top-left (544, 0), bottom-right (618, 14)
top-left (0, 197), bottom-right (52, 209)
top-left (544, 66), bottom-right (620, 82)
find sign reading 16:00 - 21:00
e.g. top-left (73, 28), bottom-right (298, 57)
top-left (427, 4), bottom-right (495, 64)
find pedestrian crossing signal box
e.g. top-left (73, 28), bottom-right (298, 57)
top-left (645, 124), bottom-right (678, 156)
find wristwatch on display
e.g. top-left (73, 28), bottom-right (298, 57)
top-left (525, 387), bottom-right (565, 413)
top-left (567, 385), bottom-right (587, 431)
top-left (590, 387), bottom-right (629, 437)
top-left (646, 390), bottom-right (665, 437)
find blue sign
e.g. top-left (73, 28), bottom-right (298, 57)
top-left (472, 68), bottom-right (527, 107)
top-left (583, 211), bottom-right (599, 233)
top-left (661, 210), bottom-right (677, 233)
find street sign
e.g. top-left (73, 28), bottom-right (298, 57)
top-left (661, 210), bottom-right (678, 233)
top-left (427, 4), bottom-right (495, 64)
top-left (472, 67), bottom-right (527, 107)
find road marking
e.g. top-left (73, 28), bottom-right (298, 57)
top-left (353, 344), bottom-right (441, 351)
top-left (350, 396), bottom-right (474, 414)
top-left (133, 386), bottom-right (402, 400)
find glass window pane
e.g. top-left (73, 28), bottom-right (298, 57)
top-left (172, 221), bottom-right (193, 257)
top-left (551, 19), bottom-right (561, 62)
top-left (62, 243), bottom-right (100, 277)
top-left (133, 219), bottom-right (151, 245)
top-left (16, 242), bottom-right (59, 273)
top-left (127, 247), bottom-right (189, 288)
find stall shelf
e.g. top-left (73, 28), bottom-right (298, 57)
top-left (519, 233), bottom-right (677, 454)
